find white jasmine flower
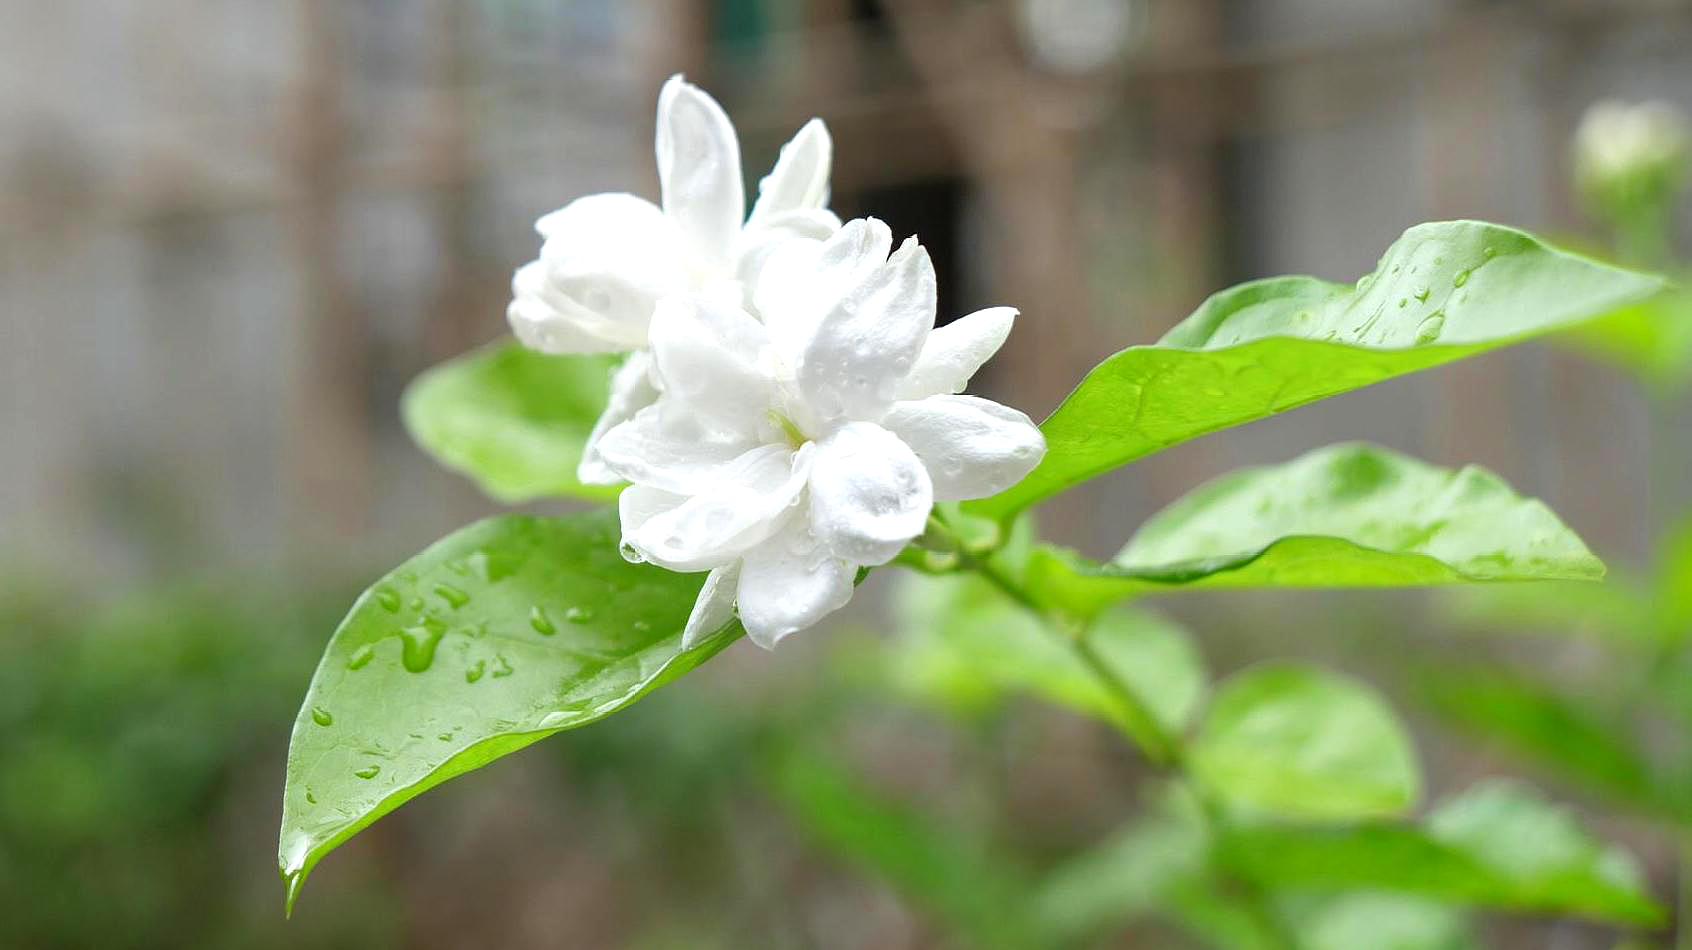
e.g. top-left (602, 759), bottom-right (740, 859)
top-left (596, 218), bottom-right (1046, 649)
top-left (1574, 99), bottom-right (1689, 206)
top-left (508, 75), bottom-right (840, 483)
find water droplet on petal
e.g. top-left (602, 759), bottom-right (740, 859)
top-left (310, 706), bottom-right (334, 726)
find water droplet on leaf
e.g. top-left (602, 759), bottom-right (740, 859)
top-left (530, 606), bottom-right (557, 635)
top-left (375, 588), bottom-right (401, 613)
top-left (347, 645), bottom-right (376, 670)
top-left (353, 765), bottom-right (381, 780)
top-left (310, 706), bottom-right (333, 726)
top-left (400, 625), bottom-right (445, 672)
top-left (1415, 312), bottom-right (1446, 344)
top-left (565, 606), bottom-right (594, 624)
top-left (432, 583), bottom-right (470, 609)
top-left (465, 659), bottom-right (485, 683)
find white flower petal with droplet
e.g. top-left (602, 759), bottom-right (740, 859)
top-left (600, 215), bottom-right (1044, 649)
top-left (807, 422), bottom-right (934, 565)
top-left (881, 395), bottom-right (1045, 501)
top-left (896, 307), bottom-right (1018, 400)
top-left (735, 522), bottom-right (856, 649)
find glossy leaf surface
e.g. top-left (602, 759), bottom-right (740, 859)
top-left (279, 512), bottom-right (738, 910)
top-left (1027, 444), bottom-right (1602, 617)
top-left (402, 339), bottom-right (620, 503)
top-left (973, 221), bottom-right (1662, 519)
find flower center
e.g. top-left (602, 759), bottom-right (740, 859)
top-left (766, 410), bottom-right (809, 449)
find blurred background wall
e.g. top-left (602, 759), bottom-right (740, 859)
top-left (2, 1), bottom-right (1690, 948)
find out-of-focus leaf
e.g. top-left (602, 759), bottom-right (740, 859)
top-left (401, 339), bottom-right (620, 503)
top-left (1026, 444), bottom-right (1602, 617)
top-left (891, 573), bottom-right (1206, 736)
top-left (1191, 664), bottom-right (1420, 822)
top-left (1427, 781), bottom-right (1663, 925)
top-left (971, 221), bottom-right (1663, 520)
top-left (1030, 795), bottom-right (1210, 942)
top-left (1291, 893), bottom-right (1476, 950)
top-left (1558, 288), bottom-right (1692, 392)
top-left (1222, 782), bottom-right (1662, 925)
top-left (1659, 515), bottom-right (1692, 638)
top-left (279, 512), bottom-right (738, 911)
top-left (1440, 578), bottom-right (1660, 647)
top-left (1415, 664), bottom-right (1666, 815)
top-left (768, 750), bottom-right (1039, 950)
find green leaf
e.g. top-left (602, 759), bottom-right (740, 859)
top-left (278, 511), bottom-right (738, 911)
top-left (1221, 782), bottom-right (1663, 925)
top-left (401, 339), bottom-right (621, 503)
top-left (1191, 664), bottom-right (1420, 822)
top-left (1293, 893), bottom-right (1476, 950)
top-left (1026, 443), bottom-right (1603, 617)
top-left (1428, 781), bottom-right (1663, 925)
top-left (768, 750), bottom-right (1039, 950)
top-left (971, 221), bottom-right (1663, 520)
top-left (1558, 287), bottom-right (1692, 392)
top-left (1030, 797), bottom-right (1209, 942)
top-left (1415, 664), bottom-right (1667, 815)
top-left (890, 573), bottom-right (1206, 736)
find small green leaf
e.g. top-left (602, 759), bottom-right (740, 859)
top-left (1191, 664), bottom-right (1419, 822)
top-left (1221, 783), bottom-right (1663, 925)
top-left (1026, 444), bottom-right (1602, 617)
top-left (1427, 781), bottom-right (1662, 925)
top-left (1415, 664), bottom-right (1667, 815)
top-left (279, 511), bottom-right (738, 911)
top-left (1294, 893), bottom-right (1476, 950)
top-left (401, 339), bottom-right (621, 503)
top-left (1030, 797), bottom-right (1209, 942)
top-left (890, 573), bottom-right (1206, 736)
top-left (971, 221), bottom-right (1663, 519)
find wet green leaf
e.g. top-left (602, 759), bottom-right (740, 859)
top-left (972, 221), bottom-right (1663, 519)
top-left (1028, 444), bottom-right (1600, 617)
top-left (401, 339), bottom-right (620, 503)
top-left (279, 511), bottom-right (738, 911)
top-left (1191, 664), bottom-right (1419, 822)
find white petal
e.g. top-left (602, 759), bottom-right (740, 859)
top-left (796, 233), bottom-right (936, 423)
top-left (880, 395), bottom-right (1046, 501)
top-left (734, 208), bottom-right (842, 308)
top-left (646, 296), bottom-right (773, 436)
top-left (578, 352), bottom-right (660, 485)
top-left (894, 307), bottom-right (1017, 400)
top-left (748, 118), bottom-right (832, 227)
top-left (682, 563), bottom-right (741, 648)
top-left (807, 422), bottom-right (933, 565)
top-left (735, 522), bottom-right (855, 648)
top-left (596, 404), bottom-right (758, 494)
top-left (625, 444), bottom-right (812, 572)
top-left (514, 193), bottom-right (691, 352)
top-left (620, 483), bottom-right (688, 539)
top-left (656, 75), bottom-right (745, 270)
top-left (753, 217), bottom-right (893, 357)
